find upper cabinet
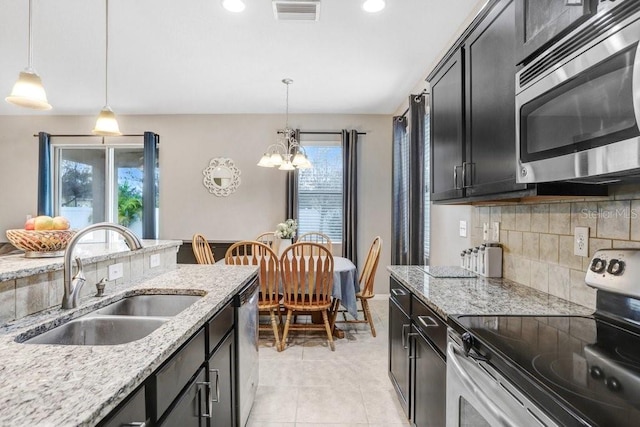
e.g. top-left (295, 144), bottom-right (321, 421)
top-left (427, 0), bottom-right (608, 203)
top-left (516, 0), bottom-right (597, 64)
top-left (430, 50), bottom-right (465, 201)
top-left (464, 0), bottom-right (526, 198)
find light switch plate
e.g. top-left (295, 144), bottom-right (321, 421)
top-left (150, 253), bottom-right (161, 268)
top-left (459, 220), bottom-right (467, 238)
top-left (574, 227), bottom-right (589, 257)
top-left (108, 263), bottom-right (123, 281)
top-left (492, 222), bottom-right (500, 242)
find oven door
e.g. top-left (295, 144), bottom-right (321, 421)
top-left (516, 16), bottom-right (640, 184)
top-left (446, 333), bottom-right (559, 427)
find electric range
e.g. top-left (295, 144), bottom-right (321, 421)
top-left (448, 249), bottom-right (640, 427)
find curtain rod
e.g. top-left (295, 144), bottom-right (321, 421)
top-left (400, 89), bottom-right (429, 119)
top-left (33, 134), bottom-right (144, 137)
top-left (299, 131), bottom-right (366, 135)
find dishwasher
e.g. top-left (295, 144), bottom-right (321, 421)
top-left (235, 278), bottom-right (259, 427)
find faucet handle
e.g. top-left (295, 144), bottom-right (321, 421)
top-left (73, 256), bottom-right (86, 282)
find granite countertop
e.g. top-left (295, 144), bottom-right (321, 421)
top-left (387, 265), bottom-right (593, 320)
top-left (0, 240), bottom-right (182, 282)
top-left (0, 264), bottom-right (258, 427)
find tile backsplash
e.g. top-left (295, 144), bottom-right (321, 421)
top-left (471, 185), bottom-right (640, 310)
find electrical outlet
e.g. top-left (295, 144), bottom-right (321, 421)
top-left (574, 227), bottom-right (589, 257)
top-left (459, 220), bottom-right (467, 238)
top-left (482, 223), bottom-right (489, 241)
top-left (150, 253), bottom-right (161, 268)
top-left (108, 263), bottom-right (123, 281)
top-left (492, 222), bottom-right (500, 242)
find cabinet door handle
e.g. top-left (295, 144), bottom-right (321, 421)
top-left (197, 381), bottom-right (213, 418)
top-left (209, 368), bottom-right (221, 403)
top-left (391, 288), bottom-right (407, 296)
top-left (453, 165), bottom-right (461, 189)
top-left (407, 332), bottom-right (419, 359)
top-left (462, 162), bottom-right (474, 188)
top-left (417, 315), bottom-right (439, 329)
top-left (402, 324), bottom-right (410, 349)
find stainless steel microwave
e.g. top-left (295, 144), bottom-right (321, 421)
top-left (516, 1), bottom-right (640, 184)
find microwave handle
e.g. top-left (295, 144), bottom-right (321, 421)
top-left (633, 42), bottom-right (640, 130)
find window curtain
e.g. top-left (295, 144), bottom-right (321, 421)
top-left (343, 129), bottom-right (358, 266)
top-left (37, 132), bottom-right (53, 216)
top-left (142, 131), bottom-right (159, 239)
top-left (285, 129), bottom-right (300, 233)
top-left (409, 94), bottom-right (426, 265)
top-left (392, 117), bottom-right (409, 265)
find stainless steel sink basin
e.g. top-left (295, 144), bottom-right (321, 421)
top-left (20, 293), bottom-right (202, 345)
top-left (23, 316), bottom-right (167, 345)
top-left (92, 294), bottom-right (202, 317)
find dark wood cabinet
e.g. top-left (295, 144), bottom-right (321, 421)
top-left (388, 279), bottom-right (411, 416)
top-left (99, 385), bottom-right (148, 427)
top-left (465, 0), bottom-right (526, 197)
top-left (411, 326), bottom-right (446, 427)
top-left (430, 49), bottom-right (465, 201)
top-left (208, 332), bottom-right (235, 427)
top-left (516, 0), bottom-right (597, 64)
top-left (159, 367), bottom-right (208, 427)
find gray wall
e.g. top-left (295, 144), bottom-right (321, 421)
top-left (0, 113), bottom-right (392, 294)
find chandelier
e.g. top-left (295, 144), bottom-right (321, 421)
top-left (257, 79), bottom-right (312, 171)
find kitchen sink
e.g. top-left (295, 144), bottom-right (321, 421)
top-left (20, 293), bottom-right (203, 345)
top-left (23, 316), bottom-right (168, 345)
top-left (92, 294), bottom-right (202, 317)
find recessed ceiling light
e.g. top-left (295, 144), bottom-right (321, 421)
top-left (222, 0), bottom-right (245, 13)
top-left (362, 0), bottom-right (385, 13)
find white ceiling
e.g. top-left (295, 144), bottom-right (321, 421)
top-left (0, 0), bottom-right (483, 116)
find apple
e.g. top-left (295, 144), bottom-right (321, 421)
top-left (33, 215), bottom-right (54, 231)
top-left (52, 216), bottom-right (70, 230)
top-left (24, 218), bottom-right (35, 230)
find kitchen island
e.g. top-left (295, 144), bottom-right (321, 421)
top-left (0, 263), bottom-right (257, 426)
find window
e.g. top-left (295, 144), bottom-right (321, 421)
top-left (54, 143), bottom-right (149, 237)
top-left (297, 142), bottom-right (343, 241)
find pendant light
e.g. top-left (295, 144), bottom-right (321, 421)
top-left (362, 0), bottom-right (386, 13)
top-left (93, 0), bottom-right (121, 136)
top-left (257, 79), bottom-right (312, 171)
top-left (5, 0), bottom-right (52, 110)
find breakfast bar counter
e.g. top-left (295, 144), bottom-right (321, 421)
top-left (0, 264), bottom-right (258, 426)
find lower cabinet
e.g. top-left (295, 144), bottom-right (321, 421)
top-left (411, 325), bottom-right (446, 427)
top-left (208, 332), bottom-right (235, 427)
top-left (160, 367), bottom-right (208, 427)
top-left (388, 280), bottom-right (411, 416)
top-left (99, 299), bottom-right (238, 427)
top-left (388, 278), bottom-right (448, 427)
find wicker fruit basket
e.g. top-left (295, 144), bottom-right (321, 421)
top-left (5, 229), bottom-right (76, 258)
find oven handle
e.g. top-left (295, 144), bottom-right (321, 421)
top-left (633, 41), bottom-right (640, 135)
top-left (447, 341), bottom-right (516, 427)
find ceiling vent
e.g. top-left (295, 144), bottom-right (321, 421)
top-left (272, 0), bottom-right (320, 21)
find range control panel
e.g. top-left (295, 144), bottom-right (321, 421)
top-left (585, 249), bottom-right (640, 297)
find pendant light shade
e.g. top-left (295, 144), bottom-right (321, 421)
top-left (92, 106), bottom-right (121, 136)
top-left (6, 69), bottom-right (51, 110)
top-left (362, 0), bottom-right (385, 13)
top-left (6, 0), bottom-right (52, 110)
top-left (93, 0), bottom-right (121, 136)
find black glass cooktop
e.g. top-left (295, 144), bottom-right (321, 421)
top-left (455, 315), bottom-right (640, 427)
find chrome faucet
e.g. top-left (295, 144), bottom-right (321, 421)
top-left (62, 222), bottom-right (144, 309)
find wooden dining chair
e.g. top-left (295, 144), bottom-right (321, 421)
top-left (255, 232), bottom-right (276, 249)
top-left (280, 242), bottom-right (336, 351)
top-left (192, 233), bottom-right (215, 264)
top-left (336, 236), bottom-right (382, 337)
top-left (297, 231), bottom-right (333, 255)
top-left (226, 241), bottom-right (282, 350)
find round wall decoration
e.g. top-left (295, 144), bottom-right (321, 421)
top-left (202, 157), bottom-right (241, 197)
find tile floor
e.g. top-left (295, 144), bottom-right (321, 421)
top-left (247, 296), bottom-right (409, 426)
